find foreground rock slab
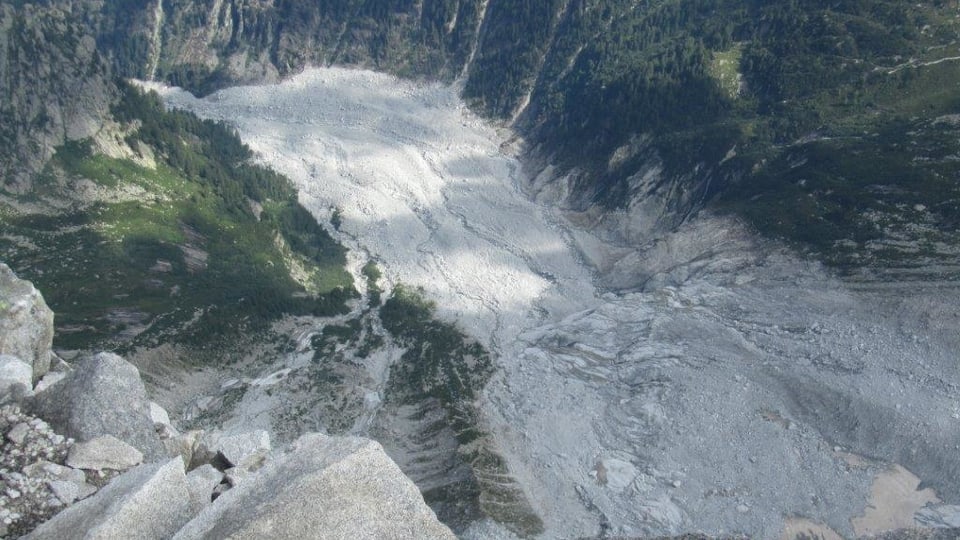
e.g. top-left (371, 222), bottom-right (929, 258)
top-left (26, 458), bottom-right (191, 540)
top-left (173, 433), bottom-right (455, 539)
top-left (0, 264), bottom-right (53, 383)
top-left (27, 352), bottom-right (164, 459)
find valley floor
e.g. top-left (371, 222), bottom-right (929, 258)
top-left (145, 68), bottom-right (960, 539)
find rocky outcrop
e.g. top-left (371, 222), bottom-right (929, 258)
top-left (173, 433), bottom-right (456, 540)
top-left (0, 264), bottom-right (54, 383)
top-left (26, 458), bottom-right (192, 540)
top-left (105, 0), bottom-right (481, 95)
top-left (26, 352), bottom-right (165, 460)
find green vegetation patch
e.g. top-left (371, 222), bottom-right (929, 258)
top-left (708, 43), bottom-right (744, 99)
top-left (362, 260), bottom-right (383, 305)
top-left (721, 118), bottom-right (960, 269)
top-left (1, 82), bottom-right (354, 352)
top-left (380, 285), bottom-right (543, 537)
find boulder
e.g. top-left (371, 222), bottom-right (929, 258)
top-left (173, 433), bottom-right (456, 539)
top-left (148, 402), bottom-right (171, 427)
top-left (185, 465), bottom-right (222, 511)
top-left (0, 355), bottom-right (32, 404)
top-left (215, 430), bottom-right (270, 470)
top-left (6, 421), bottom-right (30, 444)
top-left (66, 435), bottom-right (144, 471)
top-left (26, 353), bottom-right (164, 459)
top-left (167, 430), bottom-right (202, 468)
top-left (47, 479), bottom-right (96, 505)
top-left (0, 264), bottom-right (54, 383)
top-left (26, 458), bottom-right (193, 540)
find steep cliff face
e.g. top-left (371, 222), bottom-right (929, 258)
top-left (0, 2), bottom-right (114, 193)
top-left (101, 0), bottom-right (486, 93)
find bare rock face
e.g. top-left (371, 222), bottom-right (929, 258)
top-left (173, 433), bottom-right (456, 540)
top-left (26, 353), bottom-right (165, 460)
top-left (26, 458), bottom-right (192, 540)
top-left (0, 264), bottom-right (54, 384)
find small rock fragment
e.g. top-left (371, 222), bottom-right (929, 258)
top-left (148, 402), bottom-right (171, 427)
top-left (7, 422), bottom-right (30, 445)
top-left (66, 435), bottom-right (144, 471)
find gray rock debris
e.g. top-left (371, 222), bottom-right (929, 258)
top-left (173, 433), bottom-right (456, 540)
top-left (26, 352), bottom-right (164, 460)
top-left (66, 435), bottom-right (144, 472)
top-left (0, 406), bottom-right (75, 537)
top-left (26, 458), bottom-right (192, 540)
top-left (0, 355), bottom-right (32, 405)
top-left (0, 264), bottom-right (53, 384)
top-left (28, 459), bottom-right (98, 505)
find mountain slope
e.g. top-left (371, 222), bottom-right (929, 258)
top-left (1, 82), bottom-right (354, 352)
top-left (79, 0), bottom-right (960, 275)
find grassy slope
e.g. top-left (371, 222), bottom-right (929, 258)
top-left (0, 83), bottom-right (354, 352)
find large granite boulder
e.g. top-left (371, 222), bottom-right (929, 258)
top-left (26, 352), bottom-right (164, 459)
top-left (0, 264), bottom-right (53, 383)
top-left (26, 458), bottom-right (192, 540)
top-left (173, 433), bottom-right (456, 539)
